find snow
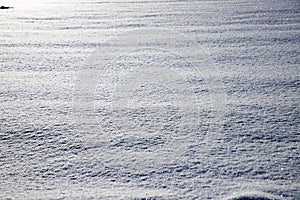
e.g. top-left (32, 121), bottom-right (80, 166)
top-left (225, 191), bottom-right (284, 200)
top-left (0, 0), bottom-right (299, 199)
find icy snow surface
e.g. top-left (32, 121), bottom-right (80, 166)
top-left (0, 0), bottom-right (299, 199)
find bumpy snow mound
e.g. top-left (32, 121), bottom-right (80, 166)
top-left (226, 192), bottom-right (282, 200)
top-left (228, 197), bottom-right (275, 200)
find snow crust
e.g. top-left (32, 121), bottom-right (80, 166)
top-left (0, 0), bottom-right (299, 199)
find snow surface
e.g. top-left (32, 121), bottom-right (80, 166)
top-left (0, 0), bottom-right (299, 199)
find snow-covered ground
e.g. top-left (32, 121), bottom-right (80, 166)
top-left (0, 0), bottom-right (299, 199)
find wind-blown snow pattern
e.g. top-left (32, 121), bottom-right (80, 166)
top-left (0, 0), bottom-right (299, 199)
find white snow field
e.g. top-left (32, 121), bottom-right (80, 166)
top-left (0, 0), bottom-right (299, 199)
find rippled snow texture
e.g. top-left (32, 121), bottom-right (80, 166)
top-left (0, 0), bottom-right (299, 199)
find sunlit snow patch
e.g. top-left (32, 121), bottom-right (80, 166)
top-left (73, 28), bottom-right (226, 197)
